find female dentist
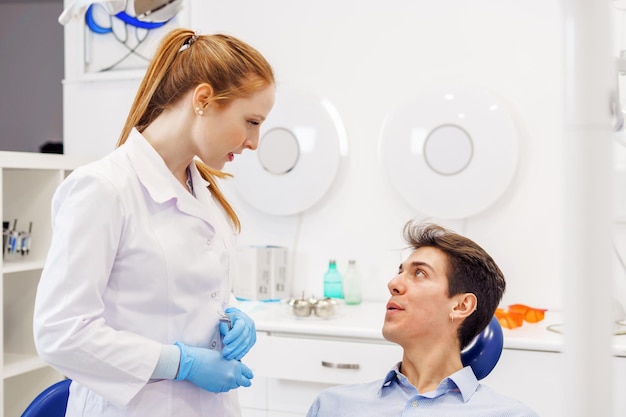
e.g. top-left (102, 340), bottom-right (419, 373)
top-left (33, 28), bottom-right (275, 417)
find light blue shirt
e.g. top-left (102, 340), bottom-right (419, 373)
top-left (306, 364), bottom-right (539, 417)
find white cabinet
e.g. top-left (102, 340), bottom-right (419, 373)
top-left (240, 331), bottom-right (402, 416)
top-left (249, 332), bottom-right (402, 385)
top-left (0, 152), bottom-right (89, 417)
top-left (239, 302), bottom-right (403, 416)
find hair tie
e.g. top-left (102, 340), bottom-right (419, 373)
top-left (179, 31), bottom-right (199, 52)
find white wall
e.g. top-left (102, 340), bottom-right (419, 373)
top-left (62, 0), bottom-right (626, 313)
top-left (193, 0), bottom-right (567, 309)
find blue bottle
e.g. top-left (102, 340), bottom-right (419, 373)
top-left (323, 259), bottom-right (344, 299)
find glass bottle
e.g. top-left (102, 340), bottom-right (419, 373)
top-left (323, 259), bottom-right (344, 299)
top-left (342, 259), bottom-right (362, 305)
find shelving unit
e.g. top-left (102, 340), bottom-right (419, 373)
top-left (0, 151), bottom-right (90, 417)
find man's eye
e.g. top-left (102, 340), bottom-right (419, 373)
top-left (248, 120), bottom-right (259, 126)
top-left (415, 270), bottom-right (425, 277)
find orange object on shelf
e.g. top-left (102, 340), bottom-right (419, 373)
top-left (495, 304), bottom-right (547, 329)
top-left (508, 303), bottom-right (547, 323)
top-left (495, 308), bottom-right (524, 329)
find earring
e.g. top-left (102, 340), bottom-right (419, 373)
top-left (195, 107), bottom-right (204, 116)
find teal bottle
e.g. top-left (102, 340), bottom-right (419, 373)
top-left (323, 259), bottom-right (344, 299)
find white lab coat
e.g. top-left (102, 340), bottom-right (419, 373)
top-left (34, 129), bottom-right (242, 416)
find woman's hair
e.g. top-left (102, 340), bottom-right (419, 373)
top-left (118, 28), bottom-right (275, 231)
top-left (403, 221), bottom-right (506, 349)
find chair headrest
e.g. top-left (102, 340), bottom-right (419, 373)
top-left (460, 316), bottom-right (504, 380)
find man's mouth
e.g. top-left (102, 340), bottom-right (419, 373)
top-left (386, 302), bottom-right (403, 311)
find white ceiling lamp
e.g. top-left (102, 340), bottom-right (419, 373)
top-left (378, 85), bottom-right (519, 219)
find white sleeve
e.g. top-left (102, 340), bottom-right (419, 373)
top-left (33, 168), bottom-right (161, 406)
top-left (151, 344), bottom-right (181, 380)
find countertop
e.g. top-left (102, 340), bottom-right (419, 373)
top-left (239, 300), bottom-right (626, 356)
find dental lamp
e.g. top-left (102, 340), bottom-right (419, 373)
top-left (58, 0), bottom-right (182, 25)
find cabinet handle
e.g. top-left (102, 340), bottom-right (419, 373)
top-left (321, 360), bottom-right (360, 370)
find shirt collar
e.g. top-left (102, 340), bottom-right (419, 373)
top-left (125, 128), bottom-right (183, 204)
top-left (377, 363), bottom-right (478, 403)
top-left (438, 366), bottom-right (479, 403)
top-left (124, 129), bottom-right (213, 224)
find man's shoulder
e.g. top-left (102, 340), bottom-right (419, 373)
top-left (307, 378), bottom-right (404, 417)
top-left (318, 378), bottom-right (385, 399)
top-left (474, 384), bottom-right (540, 416)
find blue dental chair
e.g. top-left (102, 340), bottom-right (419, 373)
top-left (461, 316), bottom-right (504, 380)
top-left (20, 378), bottom-right (71, 417)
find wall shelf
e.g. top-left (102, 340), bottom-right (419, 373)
top-left (2, 260), bottom-right (46, 275)
top-left (0, 151), bottom-right (90, 417)
top-left (3, 353), bottom-right (47, 380)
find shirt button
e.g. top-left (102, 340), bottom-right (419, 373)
top-left (210, 341), bottom-right (217, 348)
top-left (211, 292), bottom-right (217, 298)
top-left (411, 400), bottom-right (418, 407)
top-left (207, 239), bottom-right (212, 245)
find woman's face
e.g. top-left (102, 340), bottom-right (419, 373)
top-left (194, 84), bottom-right (275, 170)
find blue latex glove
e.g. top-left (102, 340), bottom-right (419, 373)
top-left (174, 342), bottom-right (253, 392)
top-left (219, 307), bottom-right (257, 360)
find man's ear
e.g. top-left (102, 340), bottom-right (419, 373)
top-left (452, 292), bottom-right (478, 320)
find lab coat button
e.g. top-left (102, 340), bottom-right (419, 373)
top-left (210, 341), bottom-right (217, 348)
top-left (206, 239), bottom-right (212, 245)
top-left (211, 292), bottom-right (217, 298)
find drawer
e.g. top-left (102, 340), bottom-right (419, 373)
top-left (246, 332), bottom-right (402, 385)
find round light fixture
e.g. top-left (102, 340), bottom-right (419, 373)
top-left (379, 85), bottom-right (519, 219)
top-left (226, 88), bottom-right (346, 216)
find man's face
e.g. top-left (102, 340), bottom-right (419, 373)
top-left (382, 246), bottom-right (456, 347)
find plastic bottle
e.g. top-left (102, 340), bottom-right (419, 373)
top-left (342, 259), bottom-right (362, 305)
top-left (323, 259), bottom-right (344, 299)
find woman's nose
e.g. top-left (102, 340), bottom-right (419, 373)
top-left (247, 134), bottom-right (259, 151)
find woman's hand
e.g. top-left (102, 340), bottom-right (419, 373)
top-left (219, 307), bottom-right (257, 360)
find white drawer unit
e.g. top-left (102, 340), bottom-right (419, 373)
top-left (247, 332), bottom-right (402, 385)
top-left (240, 331), bottom-right (403, 416)
top-left (239, 302), bottom-right (402, 416)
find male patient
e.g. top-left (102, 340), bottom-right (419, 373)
top-left (307, 221), bottom-right (539, 416)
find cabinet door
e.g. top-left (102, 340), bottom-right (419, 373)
top-left (244, 333), bottom-right (401, 415)
top-left (267, 379), bottom-right (334, 415)
top-left (241, 408), bottom-right (266, 417)
top-left (239, 374), bottom-right (267, 413)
